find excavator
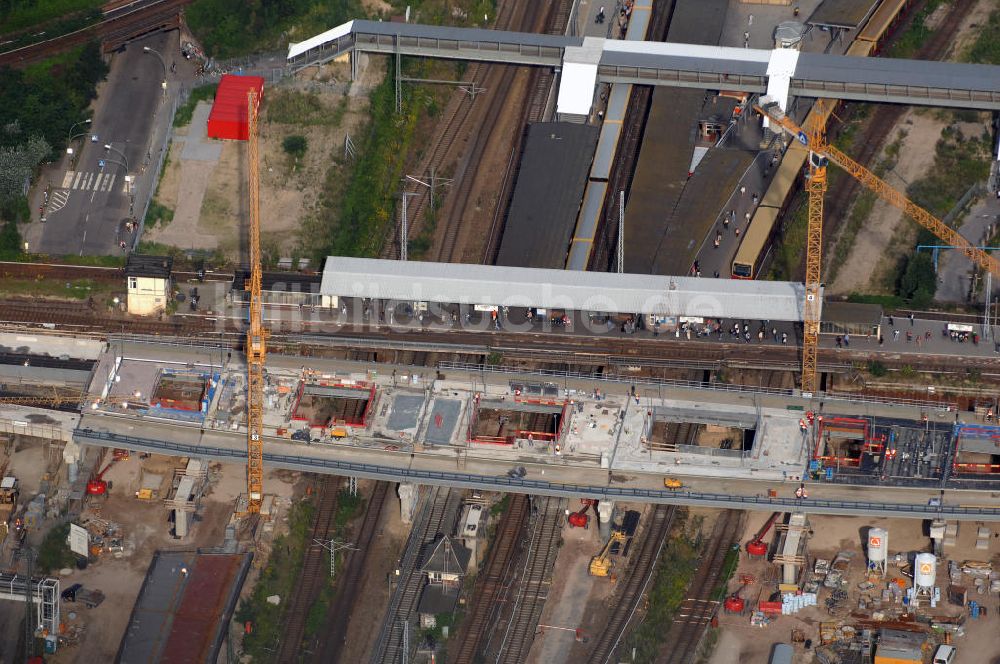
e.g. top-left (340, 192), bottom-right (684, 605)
top-left (589, 530), bottom-right (627, 577)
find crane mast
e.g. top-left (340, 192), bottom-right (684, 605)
top-left (755, 98), bottom-right (1000, 393)
top-left (245, 89), bottom-right (267, 512)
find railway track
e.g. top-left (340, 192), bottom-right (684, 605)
top-left (589, 0), bottom-right (677, 272)
top-left (0, 0), bottom-right (189, 67)
top-left (276, 476), bottom-right (341, 662)
top-left (658, 509), bottom-right (743, 664)
top-left (586, 505), bottom-right (677, 664)
top-left (371, 485), bottom-right (461, 664)
top-left (432, 0), bottom-right (550, 264)
top-left (820, 0), bottom-right (975, 279)
top-left (385, 0), bottom-right (537, 262)
top-left (488, 495), bottom-right (566, 664)
top-left (482, 0), bottom-right (575, 264)
top-left (450, 494), bottom-right (530, 664)
top-left (313, 481), bottom-right (391, 662)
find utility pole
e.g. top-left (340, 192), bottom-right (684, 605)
top-left (314, 538), bottom-right (358, 577)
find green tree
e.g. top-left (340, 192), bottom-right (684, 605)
top-left (282, 134), bottom-right (308, 167)
top-left (897, 252), bottom-right (936, 307)
top-left (0, 220), bottom-right (22, 260)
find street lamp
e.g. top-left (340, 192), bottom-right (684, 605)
top-left (66, 118), bottom-right (91, 145)
top-left (103, 144), bottom-right (129, 172)
top-left (142, 46), bottom-right (168, 97)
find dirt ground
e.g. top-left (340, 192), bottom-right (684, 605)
top-left (829, 111), bottom-right (943, 295)
top-left (335, 482), bottom-right (409, 662)
top-left (149, 66), bottom-right (370, 260)
top-left (828, 0), bottom-right (994, 295)
top-left (707, 512), bottom-right (1000, 664)
top-left (45, 456), bottom-right (296, 662)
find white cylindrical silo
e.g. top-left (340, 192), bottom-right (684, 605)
top-left (914, 553), bottom-right (936, 592)
top-left (867, 527), bottom-right (888, 574)
top-left (867, 528), bottom-right (888, 562)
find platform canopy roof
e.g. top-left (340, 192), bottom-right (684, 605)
top-left (321, 257), bottom-right (814, 322)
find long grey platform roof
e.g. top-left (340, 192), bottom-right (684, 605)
top-left (287, 20), bottom-right (1000, 111)
top-left (320, 256), bottom-right (812, 322)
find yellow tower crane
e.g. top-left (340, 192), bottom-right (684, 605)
top-left (755, 98), bottom-right (1000, 394)
top-left (245, 89), bottom-right (268, 513)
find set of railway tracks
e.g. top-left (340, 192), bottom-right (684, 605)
top-left (586, 505), bottom-right (677, 664)
top-left (588, 0), bottom-right (677, 272)
top-left (449, 494), bottom-right (530, 664)
top-left (658, 509), bottom-right (744, 664)
top-left (275, 476), bottom-right (341, 662)
top-left (487, 495), bottom-right (566, 663)
top-left (313, 481), bottom-right (391, 662)
top-left (431, 0), bottom-right (551, 264)
top-left (371, 485), bottom-right (461, 664)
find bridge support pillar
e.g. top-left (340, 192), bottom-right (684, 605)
top-left (398, 482), bottom-right (418, 524)
top-left (597, 500), bottom-right (614, 539)
top-left (62, 440), bottom-right (81, 483)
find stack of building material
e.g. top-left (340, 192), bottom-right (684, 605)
top-left (944, 521), bottom-right (959, 548)
top-left (975, 526), bottom-right (991, 551)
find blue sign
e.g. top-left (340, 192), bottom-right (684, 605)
top-left (98, 159), bottom-right (106, 168)
top-left (796, 131), bottom-right (808, 146)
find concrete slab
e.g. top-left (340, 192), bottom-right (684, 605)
top-left (180, 102), bottom-right (223, 162)
top-left (423, 398), bottom-right (461, 446)
top-left (386, 393), bottom-right (425, 432)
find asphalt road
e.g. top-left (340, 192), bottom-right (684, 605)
top-left (38, 30), bottom-right (170, 255)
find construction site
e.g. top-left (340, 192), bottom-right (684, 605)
top-left (1, 0), bottom-right (1000, 662)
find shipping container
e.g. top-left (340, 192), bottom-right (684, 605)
top-left (206, 75), bottom-right (265, 141)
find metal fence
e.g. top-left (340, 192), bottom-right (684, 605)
top-left (133, 94), bottom-right (178, 251)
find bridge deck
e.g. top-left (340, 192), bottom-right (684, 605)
top-left (287, 20), bottom-right (1000, 110)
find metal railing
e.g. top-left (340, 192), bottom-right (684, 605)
top-left (74, 428), bottom-right (1000, 520)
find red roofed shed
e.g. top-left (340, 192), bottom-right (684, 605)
top-left (206, 74), bottom-right (265, 141)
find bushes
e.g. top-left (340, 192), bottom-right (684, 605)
top-left (282, 134), bottom-right (308, 168)
top-left (965, 10), bottom-right (1000, 64)
top-left (186, 0), bottom-right (361, 58)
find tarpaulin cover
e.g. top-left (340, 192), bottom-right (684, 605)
top-left (206, 74), bottom-right (265, 141)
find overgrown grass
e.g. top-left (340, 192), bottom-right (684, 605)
top-left (964, 9), bottom-right (1000, 64)
top-left (235, 499), bottom-right (316, 660)
top-left (146, 201), bottom-right (175, 230)
top-left (490, 494), bottom-right (510, 517)
top-left (0, 278), bottom-right (111, 300)
top-left (622, 511), bottom-right (701, 662)
top-left (0, 0), bottom-right (101, 36)
top-left (768, 195), bottom-right (808, 280)
top-left (46, 254), bottom-right (125, 267)
top-left (267, 90), bottom-right (348, 127)
top-left (173, 83), bottom-right (218, 128)
top-left (300, 59), bottom-right (426, 261)
top-left (887, 0), bottom-right (944, 58)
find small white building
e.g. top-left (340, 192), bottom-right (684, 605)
top-left (125, 255), bottom-right (173, 315)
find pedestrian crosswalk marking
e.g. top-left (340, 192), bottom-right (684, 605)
top-left (62, 171), bottom-right (117, 192)
top-left (46, 190), bottom-right (70, 216)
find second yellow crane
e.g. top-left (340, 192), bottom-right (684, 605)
top-left (755, 97), bottom-right (1000, 394)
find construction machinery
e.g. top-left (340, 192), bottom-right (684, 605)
top-left (243, 89), bottom-right (267, 513)
top-left (589, 530), bottom-right (627, 576)
top-left (86, 457), bottom-right (121, 496)
top-left (664, 476), bottom-right (683, 490)
top-left (746, 511), bottom-right (781, 557)
top-left (0, 477), bottom-right (18, 538)
top-left (568, 499), bottom-right (597, 528)
top-left (754, 97), bottom-right (1000, 394)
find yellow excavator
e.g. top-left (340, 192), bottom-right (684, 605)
top-left (589, 530), bottom-right (627, 577)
